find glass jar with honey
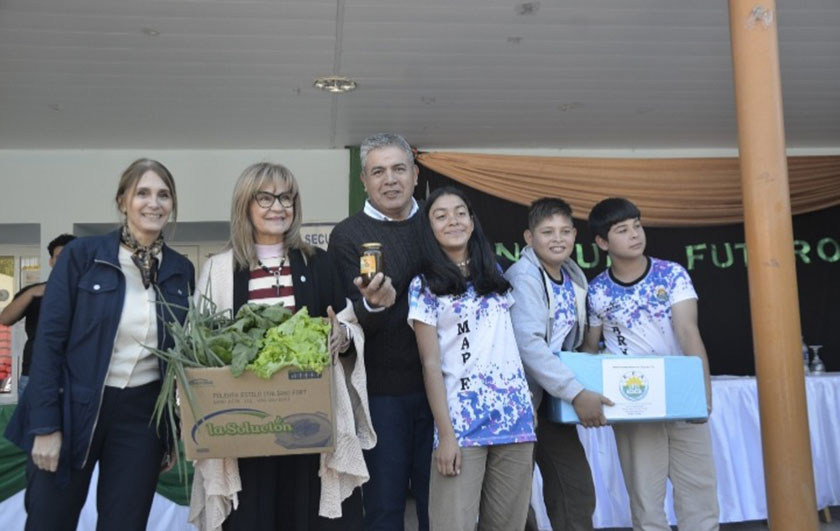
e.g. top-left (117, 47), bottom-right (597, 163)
top-left (360, 243), bottom-right (383, 285)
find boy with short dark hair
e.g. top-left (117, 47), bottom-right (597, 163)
top-left (583, 197), bottom-right (719, 531)
top-left (505, 198), bottom-right (613, 531)
top-left (0, 233), bottom-right (76, 398)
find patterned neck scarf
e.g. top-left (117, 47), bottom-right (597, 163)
top-left (120, 224), bottom-right (164, 289)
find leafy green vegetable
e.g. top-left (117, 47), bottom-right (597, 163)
top-left (205, 332), bottom-right (234, 364)
top-left (148, 290), bottom-right (329, 483)
top-left (146, 290), bottom-right (229, 485)
top-left (220, 302), bottom-right (293, 376)
top-left (248, 308), bottom-right (331, 378)
top-left (261, 303), bottom-right (294, 324)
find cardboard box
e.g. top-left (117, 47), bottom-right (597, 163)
top-left (178, 365), bottom-right (335, 460)
top-left (547, 352), bottom-right (708, 424)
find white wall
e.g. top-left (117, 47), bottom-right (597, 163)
top-left (0, 149), bottom-right (349, 278)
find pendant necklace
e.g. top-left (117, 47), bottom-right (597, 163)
top-left (258, 255), bottom-right (287, 296)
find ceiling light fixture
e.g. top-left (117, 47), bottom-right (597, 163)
top-left (142, 27), bottom-right (160, 37)
top-left (313, 75), bottom-right (357, 93)
top-left (515, 2), bottom-right (540, 16)
top-left (558, 102), bottom-right (583, 112)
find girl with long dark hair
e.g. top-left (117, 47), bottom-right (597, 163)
top-left (407, 186), bottom-right (535, 530)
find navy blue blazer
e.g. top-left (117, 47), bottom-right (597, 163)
top-left (5, 230), bottom-right (194, 472)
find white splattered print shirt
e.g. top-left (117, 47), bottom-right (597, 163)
top-left (408, 276), bottom-right (536, 448)
top-left (549, 272), bottom-right (579, 352)
top-left (587, 256), bottom-right (697, 357)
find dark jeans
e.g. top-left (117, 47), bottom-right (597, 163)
top-left (24, 381), bottom-right (165, 531)
top-left (363, 392), bottom-right (434, 531)
top-left (18, 375), bottom-right (29, 400)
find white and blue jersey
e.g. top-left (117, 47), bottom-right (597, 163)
top-left (549, 272), bottom-right (579, 352)
top-left (587, 257), bottom-right (697, 357)
top-left (408, 277), bottom-right (536, 448)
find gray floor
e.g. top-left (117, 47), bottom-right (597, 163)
top-left (404, 500), bottom-right (840, 530)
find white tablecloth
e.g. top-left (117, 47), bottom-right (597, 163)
top-left (532, 373), bottom-right (840, 529)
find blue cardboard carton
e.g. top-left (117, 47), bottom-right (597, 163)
top-left (547, 352), bottom-right (708, 423)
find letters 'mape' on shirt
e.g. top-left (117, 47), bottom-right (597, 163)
top-left (408, 277), bottom-right (535, 448)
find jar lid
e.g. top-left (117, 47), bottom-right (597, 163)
top-left (362, 242), bottom-right (382, 249)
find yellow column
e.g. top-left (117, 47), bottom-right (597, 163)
top-left (728, 2), bottom-right (817, 529)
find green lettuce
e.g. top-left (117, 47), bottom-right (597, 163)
top-left (247, 307), bottom-right (331, 379)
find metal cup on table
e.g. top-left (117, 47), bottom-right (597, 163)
top-left (809, 345), bottom-right (825, 374)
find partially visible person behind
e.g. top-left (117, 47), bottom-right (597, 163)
top-left (194, 162), bottom-right (363, 531)
top-left (328, 133), bottom-right (433, 531)
top-left (408, 186), bottom-right (536, 531)
top-left (0, 234), bottom-right (76, 398)
top-left (505, 198), bottom-right (612, 531)
top-left (4, 159), bottom-right (194, 531)
top-left (582, 197), bottom-right (719, 531)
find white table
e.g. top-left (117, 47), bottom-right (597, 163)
top-left (532, 373), bottom-right (840, 529)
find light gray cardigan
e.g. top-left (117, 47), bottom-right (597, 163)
top-left (505, 246), bottom-right (588, 409)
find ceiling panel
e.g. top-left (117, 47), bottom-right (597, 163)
top-left (0, 0), bottom-right (837, 149)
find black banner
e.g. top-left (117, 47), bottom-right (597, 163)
top-left (417, 166), bottom-right (839, 375)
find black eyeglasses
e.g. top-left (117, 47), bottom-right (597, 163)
top-left (253, 191), bottom-right (295, 209)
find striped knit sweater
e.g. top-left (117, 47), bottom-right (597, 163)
top-left (249, 255), bottom-right (296, 311)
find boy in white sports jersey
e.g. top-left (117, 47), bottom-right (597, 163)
top-left (506, 198), bottom-right (613, 531)
top-left (582, 198), bottom-right (719, 531)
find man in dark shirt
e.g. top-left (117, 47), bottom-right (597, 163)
top-left (328, 133), bottom-right (432, 531)
top-left (0, 234), bottom-right (75, 398)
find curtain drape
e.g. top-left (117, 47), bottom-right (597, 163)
top-left (416, 152), bottom-right (840, 226)
top-left (348, 146), bottom-right (366, 216)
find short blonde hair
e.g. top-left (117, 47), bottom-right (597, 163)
top-left (115, 159), bottom-right (178, 222)
top-left (229, 162), bottom-right (312, 270)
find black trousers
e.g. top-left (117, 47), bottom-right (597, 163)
top-left (223, 453), bottom-right (364, 531)
top-left (25, 381), bottom-right (165, 531)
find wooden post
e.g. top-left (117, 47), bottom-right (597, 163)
top-left (728, 2), bottom-right (818, 529)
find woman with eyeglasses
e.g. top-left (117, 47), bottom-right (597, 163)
top-left (5, 159), bottom-right (194, 531)
top-left (194, 162), bottom-right (363, 531)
